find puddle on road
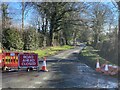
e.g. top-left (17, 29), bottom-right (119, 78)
top-left (48, 62), bottom-right (118, 88)
top-left (77, 64), bottom-right (95, 73)
top-left (76, 63), bottom-right (118, 88)
top-left (97, 79), bottom-right (118, 88)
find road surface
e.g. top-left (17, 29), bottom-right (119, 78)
top-left (1, 46), bottom-right (118, 89)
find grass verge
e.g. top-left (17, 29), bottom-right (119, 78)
top-left (79, 46), bottom-right (119, 78)
top-left (80, 46), bottom-right (115, 65)
top-left (2, 45), bottom-right (73, 58)
top-left (79, 46), bottom-right (117, 72)
top-left (34, 45), bottom-right (74, 58)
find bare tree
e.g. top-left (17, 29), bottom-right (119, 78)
top-left (1, 3), bottom-right (11, 29)
top-left (21, 1), bottom-right (29, 31)
top-left (88, 3), bottom-right (113, 47)
top-left (116, 1), bottom-right (120, 66)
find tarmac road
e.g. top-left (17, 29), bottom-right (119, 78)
top-left (1, 45), bottom-right (119, 89)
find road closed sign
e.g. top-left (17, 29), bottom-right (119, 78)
top-left (18, 53), bottom-right (38, 67)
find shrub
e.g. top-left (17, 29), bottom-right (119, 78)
top-left (2, 28), bottom-right (24, 50)
top-left (23, 28), bottom-right (39, 50)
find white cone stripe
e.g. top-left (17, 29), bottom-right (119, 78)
top-left (42, 61), bottom-right (46, 66)
top-left (96, 62), bottom-right (100, 68)
top-left (105, 64), bottom-right (108, 71)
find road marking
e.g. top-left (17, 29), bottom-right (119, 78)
top-left (35, 82), bottom-right (42, 84)
top-left (73, 50), bottom-right (79, 53)
top-left (28, 86), bottom-right (36, 88)
top-left (43, 77), bottom-right (48, 80)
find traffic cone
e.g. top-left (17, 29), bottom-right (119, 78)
top-left (40, 57), bottom-right (48, 72)
top-left (104, 61), bottom-right (109, 75)
top-left (96, 59), bottom-right (101, 72)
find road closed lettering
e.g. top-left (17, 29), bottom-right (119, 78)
top-left (19, 53), bottom-right (38, 67)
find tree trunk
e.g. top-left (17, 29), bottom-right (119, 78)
top-left (65, 39), bottom-right (68, 45)
top-left (52, 32), bottom-right (56, 46)
top-left (93, 28), bottom-right (99, 47)
top-left (64, 34), bottom-right (68, 45)
top-left (118, 2), bottom-right (120, 66)
top-left (42, 16), bottom-right (48, 47)
top-left (2, 12), bottom-right (5, 30)
top-left (49, 26), bottom-right (53, 46)
top-left (73, 30), bottom-right (77, 46)
top-left (22, 2), bottom-right (24, 31)
top-left (2, 3), bottom-right (9, 30)
top-left (94, 33), bottom-right (99, 47)
top-left (43, 36), bottom-right (47, 47)
top-left (49, 17), bottom-right (55, 46)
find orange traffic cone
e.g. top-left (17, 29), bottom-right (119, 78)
top-left (96, 59), bottom-right (101, 72)
top-left (40, 57), bottom-right (48, 72)
top-left (104, 61), bottom-right (109, 75)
